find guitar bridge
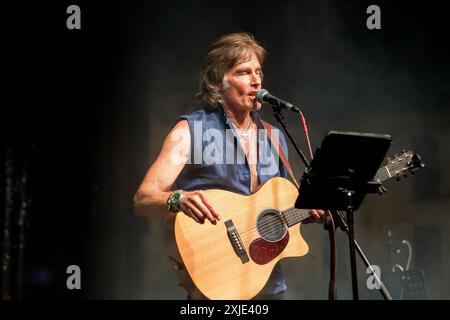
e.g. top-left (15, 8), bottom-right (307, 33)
top-left (225, 220), bottom-right (249, 264)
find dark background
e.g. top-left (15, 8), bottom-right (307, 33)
top-left (2, 0), bottom-right (449, 299)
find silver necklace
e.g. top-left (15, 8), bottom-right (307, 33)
top-left (234, 119), bottom-right (252, 139)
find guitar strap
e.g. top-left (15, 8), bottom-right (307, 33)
top-left (261, 120), bottom-right (299, 188)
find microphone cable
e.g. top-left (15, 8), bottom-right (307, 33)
top-left (298, 110), bottom-right (314, 161)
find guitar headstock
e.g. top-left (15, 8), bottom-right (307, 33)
top-left (385, 150), bottom-right (425, 180)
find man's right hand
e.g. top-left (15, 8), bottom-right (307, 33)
top-left (179, 190), bottom-right (221, 224)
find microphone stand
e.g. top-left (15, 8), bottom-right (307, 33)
top-left (270, 106), bottom-right (393, 300)
top-left (271, 107), bottom-right (310, 168)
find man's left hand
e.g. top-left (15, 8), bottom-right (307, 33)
top-left (309, 209), bottom-right (326, 224)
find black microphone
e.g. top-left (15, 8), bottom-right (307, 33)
top-left (256, 89), bottom-right (301, 113)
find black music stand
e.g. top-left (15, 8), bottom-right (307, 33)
top-left (295, 130), bottom-right (392, 299)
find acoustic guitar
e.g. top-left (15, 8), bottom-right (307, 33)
top-left (166, 151), bottom-right (423, 300)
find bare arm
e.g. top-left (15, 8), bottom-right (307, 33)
top-left (133, 120), bottom-right (190, 218)
top-left (133, 120), bottom-right (220, 223)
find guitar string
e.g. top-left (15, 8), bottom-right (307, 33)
top-left (239, 166), bottom-right (394, 240)
top-left (238, 214), bottom-right (291, 240)
top-left (203, 157), bottom-right (412, 246)
top-left (185, 169), bottom-right (414, 257)
top-left (224, 213), bottom-right (303, 245)
top-left (235, 212), bottom-right (310, 246)
top-left (227, 208), bottom-right (302, 242)
top-left (378, 157), bottom-right (410, 180)
top-left (238, 208), bottom-right (310, 241)
top-left (239, 209), bottom-right (308, 239)
top-left (237, 158), bottom-right (411, 241)
top-left (240, 157), bottom-right (412, 240)
top-left (203, 211), bottom-right (305, 253)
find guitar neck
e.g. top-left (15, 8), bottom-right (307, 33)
top-left (280, 151), bottom-right (420, 227)
top-left (281, 207), bottom-right (311, 226)
top-left (375, 165), bottom-right (391, 182)
top-left (281, 162), bottom-right (397, 226)
top-left (280, 166), bottom-right (388, 226)
top-left (280, 164), bottom-right (391, 226)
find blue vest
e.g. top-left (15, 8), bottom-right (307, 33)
top-left (173, 104), bottom-right (289, 295)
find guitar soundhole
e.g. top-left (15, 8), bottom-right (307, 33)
top-left (257, 209), bottom-right (287, 242)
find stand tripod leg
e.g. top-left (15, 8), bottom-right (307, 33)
top-left (347, 208), bottom-right (359, 300)
top-left (330, 209), bottom-right (393, 300)
top-left (345, 191), bottom-right (359, 300)
top-left (351, 234), bottom-right (393, 300)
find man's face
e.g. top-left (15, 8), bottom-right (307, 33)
top-left (220, 52), bottom-right (262, 112)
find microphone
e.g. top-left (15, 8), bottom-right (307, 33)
top-left (256, 89), bottom-right (301, 113)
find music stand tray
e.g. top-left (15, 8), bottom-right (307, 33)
top-left (295, 130), bottom-right (392, 211)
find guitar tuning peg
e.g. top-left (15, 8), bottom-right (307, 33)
top-left (387, 156), bottom-right (391, 162)
top-left (394, 153), bottom-right (399, 158)
top-left (401, 149), bottom-right (406, 154)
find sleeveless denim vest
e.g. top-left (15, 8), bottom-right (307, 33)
top-left (173, 104), bottom-right (290, 295)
